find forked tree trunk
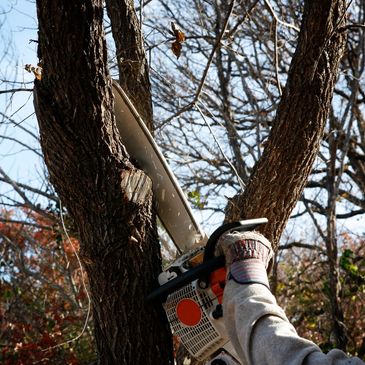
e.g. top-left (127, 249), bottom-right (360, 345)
top-left (34, 0), bottom-right (347, 364)
top-left (34, 1), bottom-right (172, 364)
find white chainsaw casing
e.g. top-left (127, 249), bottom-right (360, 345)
top-left (160, 249), bottom-right (241, 363)
top-left (164, 281), bottom-right (226, 361)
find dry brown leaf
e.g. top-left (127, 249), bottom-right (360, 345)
top-left (25, 63), bottom-right (42, 80)
top-left (171, 41), bottom-right (183, 59)
top-left (170, 22), bottom-right (185, 59)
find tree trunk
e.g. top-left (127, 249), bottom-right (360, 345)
top-left (34, 1), bottom-right (172, 364)
top-left (225, 0), bottom-right (347, 250)
top-left (105, 0), bottom-right (154, 131)
top-left (325, 113), bottom-right (347, 350)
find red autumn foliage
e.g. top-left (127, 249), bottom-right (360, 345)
top-left (0, 208), bottom-right (95, 364)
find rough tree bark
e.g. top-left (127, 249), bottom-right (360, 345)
top-left (225, 0), bottom-right (347, 248)
top-left (105, 0), bottom-right (154, 131)
top-left (34, 1), bottom-right (172, 364)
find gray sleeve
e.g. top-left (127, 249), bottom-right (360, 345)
top-left (222, 281), bottom-right (364, 365)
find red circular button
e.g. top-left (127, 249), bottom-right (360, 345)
top-left (176, 298), bottom-right (202, 327)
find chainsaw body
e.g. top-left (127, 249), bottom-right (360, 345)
top-left (149, 219), bottom-right (268, 364)
top-left (160, 248), bottom-right (231, 361)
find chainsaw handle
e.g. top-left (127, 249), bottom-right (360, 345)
top-left (203, 218), bottom-right (269, 262)
top-left (203, 221), bottom-right (246, 262)
top-left (146, 255), bottom-right (225, 302)
top-left (199, 218), bottom-right (268, 285)
top-left (147, 218), bottom-right (268, 303)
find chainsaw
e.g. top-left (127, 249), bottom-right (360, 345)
top-left (112, 81), bottom-right (267, 364)
top-left (147, 218), bottom-right (267, 364)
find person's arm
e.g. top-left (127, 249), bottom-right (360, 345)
top-left (215, 231), bottom-right (364, 365)
top-left (224, 281), bottom-right (363, 365)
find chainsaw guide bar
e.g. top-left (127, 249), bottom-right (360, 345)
top-left (112, 80), bottom-right (208, 252)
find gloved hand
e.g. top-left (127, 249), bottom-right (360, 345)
top-left (215, 231), bottom-right (273, 288)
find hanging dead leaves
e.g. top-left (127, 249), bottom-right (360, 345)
top-left (170, 22), bottom-right (186, 59)
top-left (25, 63), bottom-right (42, 80)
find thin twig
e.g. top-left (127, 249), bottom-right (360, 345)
top-left (146, 35), bottom-right (215, 52)
top-left (0, 166), bottom-right (35, 207)
top-left (193, 0), bottom-right (236, 102)
top-left (0, 177), bottom-right (57, 201)
top-left (226, 0), bottom-right (259, 38)
top-left (0, 232), bottom-right (79, 308)
top-left (338, 23), bottom-right (365, 32)
top-left (196, 103), bottom-right (246, 191)
top-left (0, 217), bottom-right (52, 230)
top-left (273, 18), bottom-right (282, 96)
top-left (263, 0), bottom-right (300, 32)
top-left (0, 135), bottom-right (43, 158)
top-left (135, 0), bottom-right (153, 13)
top-left (0, 166), bottom-right (54, 220)
top-left (0, 88), bottom-right (33, 94)
top-left (0, 112), bottom-right (39, 140)
top-left (279, 241), bottom-right (324, 252)
top-left (303, 198), bottom-right (327, 242)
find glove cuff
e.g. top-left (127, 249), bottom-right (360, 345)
top-left (229, 259), bottom-right (269, 288)
top-left (225, 235), bottom-right (273, 268)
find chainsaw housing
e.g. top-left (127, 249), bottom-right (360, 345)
top-left (159, 249), bottom-right (239, 363)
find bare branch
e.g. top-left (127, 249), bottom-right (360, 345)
top-left (0, 176), bottom-right (57, 201)
top-left (0, 217), bottom-right (53, 230)
top-left (0, 232), bottom-right (79, 308)
top-left (273, 19), bottom-right (282, 96)
top-left (338, 23), bottom-right (365, 32)
top-left (0, 166), bottom-right (55, 220)
top-left (0, 135), bottom-right (43, 157)
top-left (0, 87), bottom-right (33, 94)
top-left (263, 0), bottom-right (300, 32)
top-left (279, 241), bottom-right (324, 252)
top-left (303, 199), bottom-right (327, 242)
top-left (158, 0), bottom-right (236, 128)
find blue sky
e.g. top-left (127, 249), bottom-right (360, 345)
top-left (0, 1), bottom-right (45, 205)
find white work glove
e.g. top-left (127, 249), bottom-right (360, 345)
top-left (215, 231), bottom-right (273, 288)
